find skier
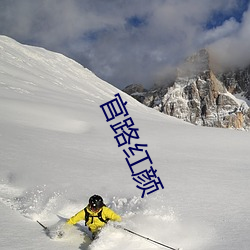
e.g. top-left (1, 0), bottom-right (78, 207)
top-left (66, 194), bottom-right (122, 239)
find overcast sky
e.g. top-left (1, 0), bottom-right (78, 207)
top-left (0, 0), bottom-right (249, 89)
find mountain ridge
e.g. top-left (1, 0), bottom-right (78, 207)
top-left (123, 49), bottom-right (250, 130)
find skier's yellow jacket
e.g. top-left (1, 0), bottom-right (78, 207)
top-left (67, 206), bottom-right (121, 233)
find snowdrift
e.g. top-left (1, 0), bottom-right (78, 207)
top-left (0, 36), bottom-right (250, 250)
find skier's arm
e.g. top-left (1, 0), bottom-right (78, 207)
top-left (67, 209), bottom-right (85, 225)
top-left (104, 207), bottom-right (122, 222)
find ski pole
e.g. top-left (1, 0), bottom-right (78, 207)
top-left (122, 227), bottom-right (180, 250)
top-left (37, 220), bottom-right (48, 231)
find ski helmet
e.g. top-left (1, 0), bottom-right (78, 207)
top-left (89, 195), bottom-right (104, 210)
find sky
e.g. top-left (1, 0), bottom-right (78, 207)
top-left (0, 0), bottom-right (249, 89)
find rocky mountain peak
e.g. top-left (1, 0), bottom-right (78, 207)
top-left (123, 49), bottom-right (250, 130)
top-left (177, 48), bottom-right (210, 78)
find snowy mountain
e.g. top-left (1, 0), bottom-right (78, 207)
top-left (0, 36), bottom-right (250, 250)
top-left (124, 49), bottom-right (250, 130)
top-left (217, 65), bottom-right (250, 100)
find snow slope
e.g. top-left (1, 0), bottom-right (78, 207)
top-left (0, 36), bottom-right (250, 250)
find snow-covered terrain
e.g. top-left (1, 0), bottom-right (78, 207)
top-left (0, 36), bottom-right (250, 250)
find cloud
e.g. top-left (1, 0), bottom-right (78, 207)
top-left (0, 0), bottom-right (249, 89)
top-left (208, 3), bottom-right (250, 69)
top-left (200, 18), bottom-right (240, 45)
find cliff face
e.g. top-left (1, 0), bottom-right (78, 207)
top-left (218, 66), bottom-right (250, 99)
top-left (123, 49), bottom-right (250, 130)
